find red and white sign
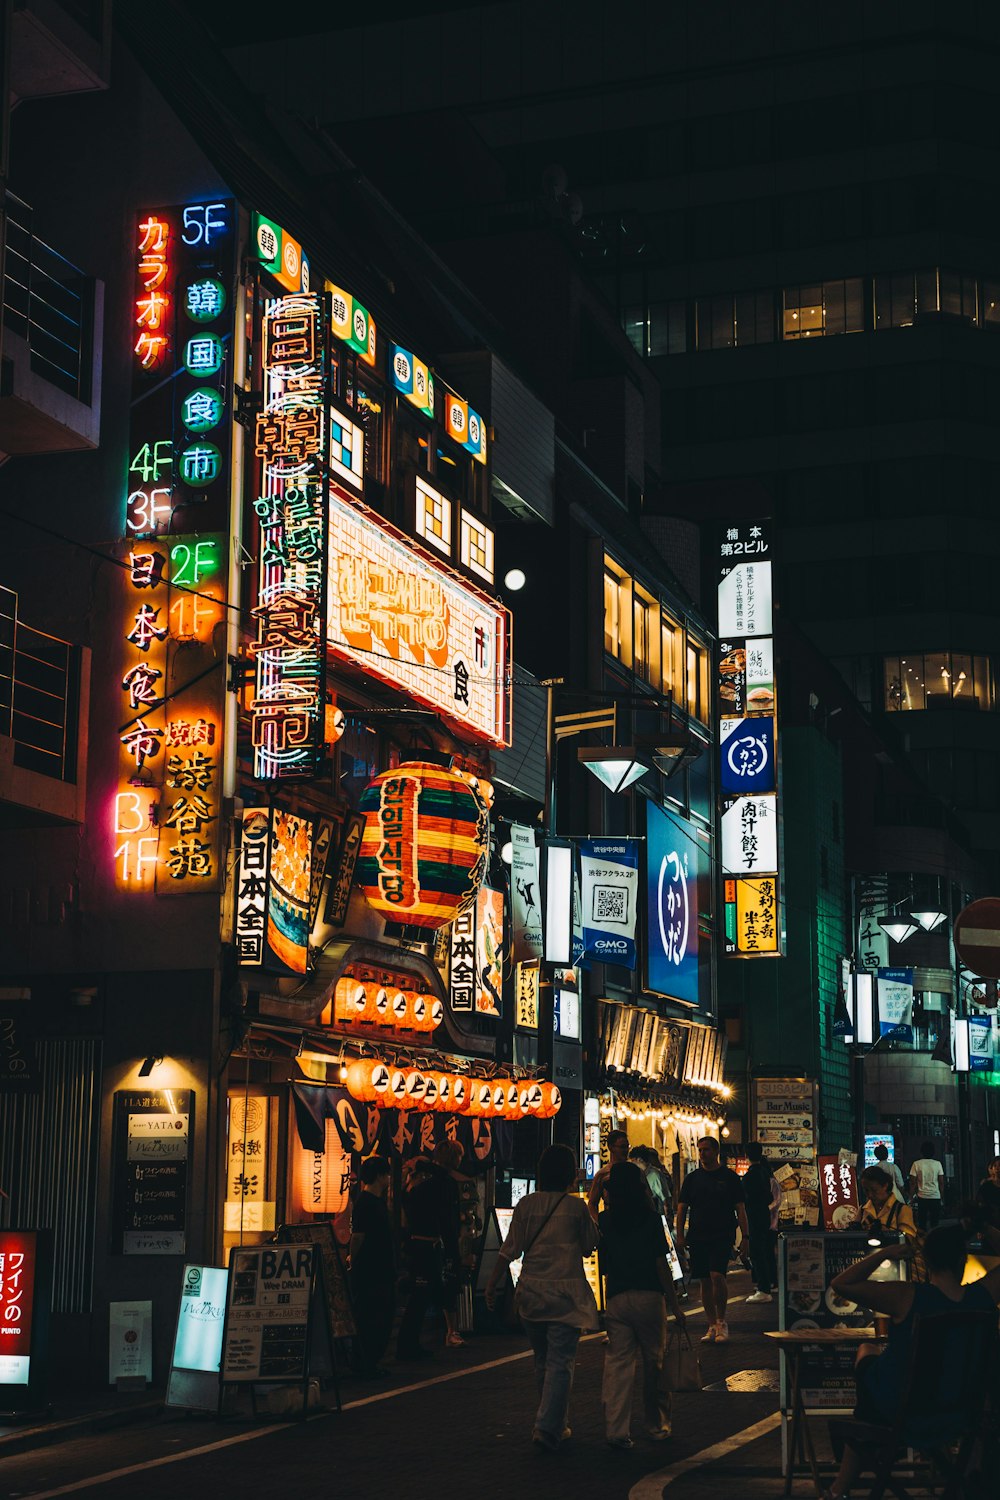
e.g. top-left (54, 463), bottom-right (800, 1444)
top-left (955, 898), bottom-right (1000, 980)
top-left (818, 1156), bottom-right (860, 1232)
top-left (0, 1230), bottom-right (37, 1386)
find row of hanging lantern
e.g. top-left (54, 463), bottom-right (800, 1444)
top-left (333, 977), bottom-right (441, 1034)
top-left (345, 1059), bottom-right (561, 1118)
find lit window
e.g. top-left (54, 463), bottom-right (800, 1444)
top-left (883, 652), bottom-right (994, 712)
top-left (661, 613), bottom-right (681, 695)
top-left (783, 279), bottom-right (864, 339)
top-left (460, 509), bottom-right (494, 583)
top-left (633, 588), bottom-right (655, 684)
top-left (686, 637), bottom-right (710, 725)
top-left (604, 562), bottom-right (631, 665)
top-left (415, 476), bottom-right (451, 557)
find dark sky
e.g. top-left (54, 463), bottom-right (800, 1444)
top-left (205, 0), bottom-right (486, 43)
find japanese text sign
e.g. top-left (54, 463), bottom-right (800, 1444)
top-left (819, 1155), bottom-right (860, 1232)
top-left (646, 803), bottom-right (700, 1005)
top-left (579, 839), bottom-right (639, 970)
top-left (0, 1231), bottom-right (37, 1386)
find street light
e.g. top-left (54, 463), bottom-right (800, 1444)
top-left (576, 745), bottom-right (651, 794)
top-left (911, 909), bottom-right (947, 932)
top-left (878, 916), bottom-right (918, 944)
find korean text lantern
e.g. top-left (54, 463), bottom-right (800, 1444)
top-left (295, 1120), bottom-right (352, 1215)
top-left (357, 763), bottom-right (489, 929)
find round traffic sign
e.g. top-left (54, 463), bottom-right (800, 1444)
top-left (954, 897), bottom-right (1000, 979)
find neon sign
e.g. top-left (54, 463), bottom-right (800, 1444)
top-left (114, 535), bottom-right (226, 892)
top-left (251, 293), bottom-right (329, 780)
top-left (126, 200), bottom-right (234, 539)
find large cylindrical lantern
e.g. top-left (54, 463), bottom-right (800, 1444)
top-left (467, 1080), bottom-right (493, 1117)
top-left (505, 1082), bottom-right (524, 1121)
top-left (449, 1075), bottom-right (469, 1114)
top-left (519, 1081), bottom-right (544, 1116)
top-left (357, 762), bottom-right (489, 929)
top-left (294, 1119), bottom-right (352, 1215)
top-left (346, 1059), bottom-right (388, 1102)
top-left (536, 1083), bottom-right (562, 1119)
top-left (404, 1070), bottom-right (428, 1110)
top-left (334, 977), bottom-right (369, 1025)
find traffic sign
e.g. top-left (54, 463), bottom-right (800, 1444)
top-left (954, 898), bottom-right (1000, 979)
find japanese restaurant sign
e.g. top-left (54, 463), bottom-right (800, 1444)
top-left (0, 1230), bottom-right (38, 1388)
top-left (327, 491), bottom-right (511, 747)
top-left (645, 803), bottom-right (701, 1005)
top-left (819, 1154), bottom-right (860, 1232)
top-left (112, 1089), bottom-right (193, 1255)
top-left (718, 521), bottom-right (782, 956)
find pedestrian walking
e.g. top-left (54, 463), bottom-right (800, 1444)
top-left (675, 1135), bottom-right (749, 1343)
top-left (599, 1161), bottom-right (687, 1449)
top-left (485, 1143), bottom-right (599, 1453)
top-left (587, 1128), bottom-right (629, 1217)
top-left (907, 1141), bottom-right (945, 1232)
top-left (742, 1143), bottom-right (780, 1303)
top-left (349, 1156), bottom-right (394, 1378)
top-left (872, 1142), bottom-right (906, 1201)
top-left (396, 1150), bottom-right (459, 1360)
top-left (431, 1140), bottom-right (467, 1348)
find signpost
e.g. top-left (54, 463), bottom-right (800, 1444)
top-left (955, 898), bottom-right (1000, 980)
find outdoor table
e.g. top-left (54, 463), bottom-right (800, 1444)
top-left (765, 1327), bottom-right (885, 1494)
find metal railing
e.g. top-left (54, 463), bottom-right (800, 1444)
top-left (3, 191), bottom-right (93, 403)
top-left (0, 585), bottom-right (80, 781)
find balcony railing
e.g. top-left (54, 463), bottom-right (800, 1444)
top-left (0, 585), bottom-right (80, 781)
top-left (3, 191), bottom-right (93, 404)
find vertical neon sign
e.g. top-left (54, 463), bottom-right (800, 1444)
top-left (251, 293), bottom-right (329, 780)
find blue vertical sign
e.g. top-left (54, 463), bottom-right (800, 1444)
top-left (646, 803), bottom-right (700, 1005)
top-left (876, 968), bottom-right (914, 1042)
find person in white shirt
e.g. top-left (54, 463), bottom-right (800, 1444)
top-left (908, 1141), bottom-right (945, 1231)
top-left (872, 1143), bottom-right (905, 1202)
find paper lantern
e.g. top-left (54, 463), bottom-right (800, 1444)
top-left (357, 762), bottom-right (489, 929)
top-left (407, 991), bottom-right (432, 1032)
top-left (520, 1081), bottom-right (544, 1116)
top-left (505, 1082), bottom-right (524, 1121)
top-left (420, 1073), bottom-right (440, 1111)
top-left (449, 1075), bottom-right (469, 1114)
top-left (430, 997), bottom-right (444, 1029)
top-left (334, 978), bottom-right (369, 1025)
top-left (294, 1120), bottom-right (352, 1215)
top-left (404, 1070), bottom-right (428, 1110)
top-left (387, 1068), bottom-right (410, 1108)
top-left (390, 989), bottom-right (409, 1027)
top-left (370, 985), bottom-right (390, 1023)
top-left (433, 1072), bottom-right (452, 1111)
top-left (536, 1083), bottom-right (562, 1119)
top-left (346, 1059), bottom-right (385, 1102)
top-left (491, 1082), bottom-right (507, 1117)
top-left (467, 1080), bottom-right (493, 1117)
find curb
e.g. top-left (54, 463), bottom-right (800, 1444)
top-left (0, 1397), bottom-right (163, 1458)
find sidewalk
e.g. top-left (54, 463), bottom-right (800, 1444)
top-left (0, 1388), bottom-right (164, 1458)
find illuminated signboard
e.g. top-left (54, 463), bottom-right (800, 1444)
top-left (646, 802), bottom-right (701, 1006)
top-left (327, 280), bottom-right (376, 366)
top-left (328, 492), bottom-right (511, 747)
top-left (170, 1264), bottom-right (228, 1374)
top-left (0, 1230), bottom-right (38, 1387)
top-left (127, 201), bottom-right (234, 538)
top-left (253, 212), bottom-right (308, 294)
top-left (718, 521), bottom-right (781, 957)
top-left (114, 536), bottom-right (226, 893)
top-left (235, 807), bottom-right (269, 964)
top-left (444, 393), bottom-right (487, 464)
top-left (251, 293), bottom-right (329, 780)
top-left (390, 343), bottom-right (435, 418)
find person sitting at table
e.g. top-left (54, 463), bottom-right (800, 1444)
top-left (819, 1224), bottom-right (1000, 1500)
top-left (859, 1165), bottom-right (917, 1243)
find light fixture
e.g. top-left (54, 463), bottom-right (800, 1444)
top-left (500, 840), bottom-right (513, 865)
top-left (954, 1018), bottom-right (971, 1073)
top-left (854, 972), bottom-right (875, 1045)
top-left (911, 910), bottom-right (947, 933)
top-left (577, 745), bottom-right (650, 794)
top-left (503, 567), bottom-right (526, 591)
top-left (878, 917), bottom-right (918, 944)
top-left (138, 1055), bottom-right (162, 1078)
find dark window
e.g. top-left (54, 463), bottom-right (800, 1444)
top-left (648, 300), bottom-right (687, 356)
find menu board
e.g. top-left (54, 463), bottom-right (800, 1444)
top-left (221, 1242), bottom-right (323, 1383)
top-left (779, 1232), bottom-right (902, 1409)
top-left (753, 1077), bottom-right (819, 1227)
top-left (276, 1222), bottom-right (355, 1341)
top-left (112, 1089), bottom-right (193, 1255)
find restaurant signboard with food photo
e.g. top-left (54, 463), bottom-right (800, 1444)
top-left (717, 521), bottom-right (782, 956)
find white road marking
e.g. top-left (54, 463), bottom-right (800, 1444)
top-left (628, 1410), bottom-right (782, 1500)
top-left (21, 1297), bottom-right (755, 1497)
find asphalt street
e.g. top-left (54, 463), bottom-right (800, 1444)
top-left (0, 1273), bottom-right (809, 1500)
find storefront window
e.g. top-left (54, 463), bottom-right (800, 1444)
top-left (661, 612), bottom-right (682, 696)
top-left (883, 652), bottom-right (994, 711)
top-left (633, 587), bottom-right (656, 683)
top-left (686, 637), bottom-right (710, 724)
top-left (604, 563), bottom-right (630, 664)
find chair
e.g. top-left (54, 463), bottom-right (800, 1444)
top-left (828, 1309), bottom-right (999, 1500)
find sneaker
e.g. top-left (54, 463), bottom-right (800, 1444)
top-left (700, 1324), bottom-right (717, 1343)
top-left (561, 1426), bottom-right (572, 1442)
top-left (715, 1320), bottom-right (729, 1343)
top-left (648, 1425), bottom-right (673, 1441)
top-left (746, 1290), bottom-right (773, 1304)
top-left (607, 1436), bottom-right (634, 1450)
top-left (445, 1332), bottom-right (466, 1347)
top-left (532, 1428), bottom-right (560, 1453)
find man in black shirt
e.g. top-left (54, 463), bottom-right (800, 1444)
top-left (349, 1156), bottom-right (394, 1377)
top-left (676, 1136), bottom-right (748, 1344)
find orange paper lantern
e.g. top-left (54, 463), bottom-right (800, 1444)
top-left (505, 1082), bottom-right (524, 1121)
top-left (346, 1059), bottom-right (384, 1102)
top-left (536, 1083), bottom-right (562, 1119)
top-left (404, 1070), bottom-right (428, 1110)
top-left (334, 978), bottom-right (369, 1025)
top-left (519, 1081), bottom-right (544, 1116)
top-left (387, 1067), bottom-right (410, 1108)
top-left (449, 1075), bottom-right (469, 1113)
top-left (420, 1073), bottom-right (440, 1111)
top-left (432, 1072), bottom-right (452, 1111)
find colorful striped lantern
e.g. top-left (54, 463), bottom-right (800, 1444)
top-left (357, 762), bottom-right (489, 929)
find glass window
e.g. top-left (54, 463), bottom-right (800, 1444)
top-left (686, 637), bottom-right (710, 724)
top-left (883, 652), bottom-right (994, 711)
top-left (784, 279), bottom-right (864, 339)
top-left (415, 475), bottom-right (452, 557)
top-left (354, 375), bottom-right (386, 482)
top-left (460, 509), bottom-right (494, 584)
top-left (695, 295), bottom-right (735, 351)
top-left (983, 280), bottom-right (1000, 326)
top-left (633, 587), bottom-right (656, 684)
top-left (604, 564), bottom-right (631, 664)
top-left (648, 300), bottom-right (687, 355)
top-left (623, 306), bottom-right (646, 356)
top-left (661, 612), bottom-right (682, 696)
top-left (876, 270), bottom-right (979, 329)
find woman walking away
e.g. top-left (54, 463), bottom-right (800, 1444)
top-left (819, 1224), bottom-right (1000, 1500)
top-left (485, 1144), bottom-right (599, 1453)
top-left (600, 1162), bottom-right (687, 1450)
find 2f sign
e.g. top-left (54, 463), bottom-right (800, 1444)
top-left (182, 203), bottom-right (228, 247)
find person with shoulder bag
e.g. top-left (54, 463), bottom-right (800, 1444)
top-left (599, 1162), bottom-right (689, 1450)
top-left (485, 1143), bottom-right (599, 1453)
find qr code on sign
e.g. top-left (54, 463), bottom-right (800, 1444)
top-left (593, 885), bottom-right (628, 924)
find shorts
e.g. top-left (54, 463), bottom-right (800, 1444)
top-left (687, 1237), bottom-right (734, 1279)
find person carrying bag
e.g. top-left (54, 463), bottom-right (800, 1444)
top-left (485, 1144), bottom-right (599, 1453)
top-left (663, 1323), bottom-right (702, 1391)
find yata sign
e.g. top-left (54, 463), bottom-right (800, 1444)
top-left (646, 803), bottom-right (700, 1006)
